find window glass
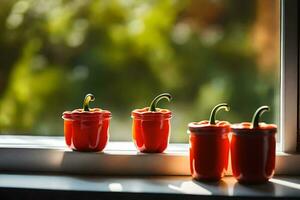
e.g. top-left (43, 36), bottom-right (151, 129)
top-left (0, 0), bottom-right (280, 142)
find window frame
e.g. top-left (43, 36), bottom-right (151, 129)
top-left (280, 0), bottom-right (299, 153)
top-left (0, 0), bottom-right (299, 176)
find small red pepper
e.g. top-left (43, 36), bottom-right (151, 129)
top-left (188, 103), bottom-right (230, 181)
top-left (62, 94), bottom-right (112, 152)
top-left (231, 106), bottom-right (277, 184)
top-left (131, 93), bottom-right (172, 153)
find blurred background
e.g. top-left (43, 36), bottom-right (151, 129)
top-left (0, 0), bottom-right (280, 142)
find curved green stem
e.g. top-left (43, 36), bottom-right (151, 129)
top-left (149, 93), bottom-right (172, 112)
top-left (83, 94), bottom-right (95, 111)
top-left (251, 105), bottom-right (270, 128)
top-left (209, 103), bottom-right (230, 125)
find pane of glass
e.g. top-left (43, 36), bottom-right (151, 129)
top-left (0, 0), bottom-right (280, 142)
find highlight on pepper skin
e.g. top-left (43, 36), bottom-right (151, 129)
top-left (62, 93), bottom-right (112, 152)
top-left (131, 93), bottom-right (172, 153)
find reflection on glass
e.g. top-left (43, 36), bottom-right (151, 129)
top-left (0, 0), bottom-right (280, 142)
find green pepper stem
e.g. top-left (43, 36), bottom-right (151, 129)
top-left (209, 103), bottom-right (230, 125)
top-left (149, 93), bottom-right (172, 112)
top-left (83, 94), bottom-right (95, 111)
top-left (251, 105), bottom-right (270, 128)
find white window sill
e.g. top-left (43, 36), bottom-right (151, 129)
top-left (0, 135), bottom-right (299, 175)
top-left (1, 173), bottom-right (300, 199)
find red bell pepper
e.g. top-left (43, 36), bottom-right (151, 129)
top-left (62, 94), bottom-right (112, 152)
top-left (188, 103), bottom-right (230, 181)
top-left (231, 106), bottom-right (277, 184)
top-left (131, 93), bottom-right (172, 153)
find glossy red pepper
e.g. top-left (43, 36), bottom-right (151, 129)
top-left (132, 93), bottom-right (172, 153)
top-left (188, 103), bottom-right (230, 181)
top-left (62, 94), bottom-right (112, 152)
top-left (231, 106), bottom-right (277, 184)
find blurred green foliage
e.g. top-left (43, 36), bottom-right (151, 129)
top-left (0, 0), bottom-right (279, 142)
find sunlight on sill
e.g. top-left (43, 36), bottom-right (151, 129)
top-left (270, 179), bottom-right (300, 190)
top-left (168, 181), bottom-right (212, 195)
top-left (108, 183), bottom-right (123, 192)
top-left (0, 135), bottom-right (189, 153)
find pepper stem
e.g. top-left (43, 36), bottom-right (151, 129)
top-left (149, 93), bottom-right (172, 112)
top-left (209, 103), bottom-right (230, 125)
top-left (83, 94), bottom-right (95, 111)
top-left (251, 106), bottom-right (270, 128)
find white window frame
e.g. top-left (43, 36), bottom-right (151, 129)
top-left (0, 0), bottom-right (299, 176)
top-left (280, 0), bottom-right (298, 153)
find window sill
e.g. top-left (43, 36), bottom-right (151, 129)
top-left (0, 173), bottom-right (300, 199)
top-left (0, 136), bottom-right (299, 175)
